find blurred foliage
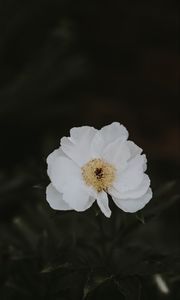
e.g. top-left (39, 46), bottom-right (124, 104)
top-left (0, 160), bottom-right (180, 299)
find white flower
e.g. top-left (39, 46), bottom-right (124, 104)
top-left (46, 122), bottom-right (152, 218)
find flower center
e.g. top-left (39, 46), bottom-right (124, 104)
top-left (81, 159), bottom-right (116, 192)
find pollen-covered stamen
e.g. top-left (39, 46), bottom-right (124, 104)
top-left (95, 168), bottom-right (103, 179)
top-left (81, 159), bottom-right (116, 192)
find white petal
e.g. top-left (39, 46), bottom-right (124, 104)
top-left (90, 132), bottom-right (105, 157)
top-left (47, 149), bottom-right (60, 165)
top-left (126, 141), bottom-right (147, 171)
top-left (46, 184), bottom-right (71, 210)
top-left (62, 181), bottom-right (95, 211)
top-left (127, 141), bottom-right (142, 158)
top-left (97, 191), bottom-right (111, 218)
top-left (61, 126), bottom-right (97, 166)
top-left (109, 174), bottom-right (150, 199)
top-left (102, 139), bottom-right (130, 171)
top-left (143, 155), bottom-right (147, 172)
top-left (112, 188), bottom-right (152, 213)
top-left (70, 126), bottom-right (97, 143)
top-left (113, 154), bottom-right (146, 193)
top-left (49, 156), bottom-right (80, 193)
top-left (100, 122), bottom-right (129, 145)
top-left (47, 148), bottom-right (66, 177)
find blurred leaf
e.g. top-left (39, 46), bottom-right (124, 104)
top-left (135, 211), bottom-right (145, 224)
top-left (114, 276), bottom-right (141, 300)
top-left (83, 271), bottom-right (112, 299)
top-left (40, 262), bottom-right (72, 274)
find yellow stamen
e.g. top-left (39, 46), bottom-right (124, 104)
top-left (81, 159), bottom-right (116, 192)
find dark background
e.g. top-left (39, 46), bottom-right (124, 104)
top-left (0, 0), bottom-right (179, 299)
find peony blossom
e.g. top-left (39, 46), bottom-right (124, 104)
top-left (46, 122), bottom-right (152, 217)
